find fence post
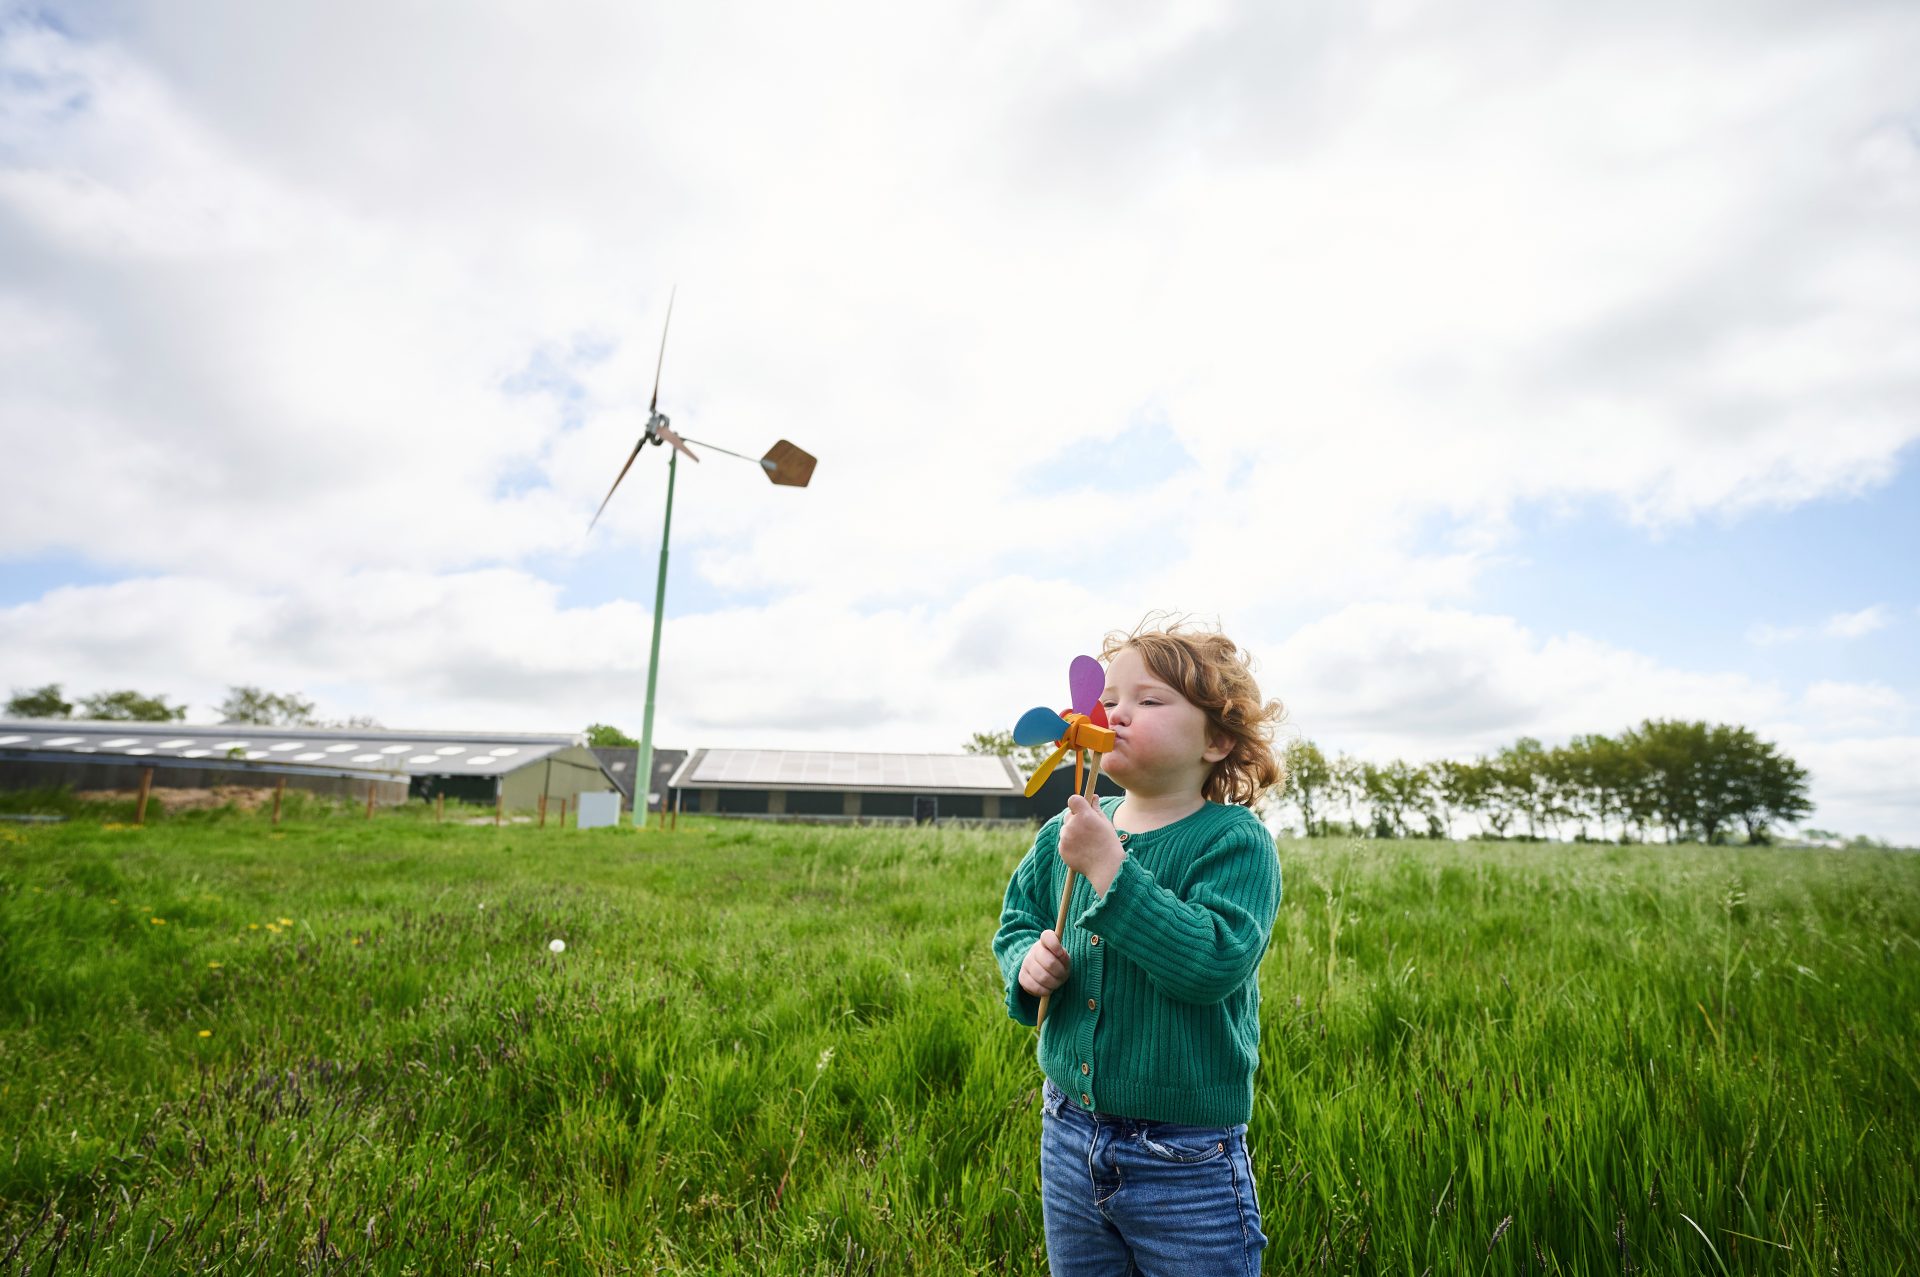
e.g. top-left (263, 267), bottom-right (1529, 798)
top-left (365, 781), bottom-right (375, 819)
top-left (538, 794), bottom-right (548, 828)
top-left (135, 767), bottom-right (154, 825)
top-left (558, 797), bottom-right (567, 828)
top-left (436, 792), bottom-right (444, 824)
top-left (272, 777), bottom-right (286, 826)
top-left (495, 790), bottom-right (503, 828)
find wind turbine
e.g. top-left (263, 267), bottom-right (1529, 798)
top-left (588, 289), bottom-right (817, 824)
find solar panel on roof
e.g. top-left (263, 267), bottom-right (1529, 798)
top-left (679, 748), bottom-right (1016, 792)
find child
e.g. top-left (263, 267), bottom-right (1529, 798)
top-left (993, 618), bottom-right (1285, 1276)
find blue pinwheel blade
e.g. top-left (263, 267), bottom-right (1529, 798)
top-left (1069, 655), bottom-right (1104, 716)
top-left (1014, 706), bottom-right (1071, 746)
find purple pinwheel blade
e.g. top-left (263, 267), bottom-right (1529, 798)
top-left (1069, 655), bottom-right (1105, 716)
top-left (1014, 706), bottom-right (1070, 746)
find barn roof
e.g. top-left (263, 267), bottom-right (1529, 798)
top-left (0, 718), bottom-right (586, 781)
top-left (669, 748), bottom-right (1021, 794)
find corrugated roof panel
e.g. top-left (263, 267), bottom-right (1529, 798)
top-left (673, 748), bottom-right (1018, 793)
top-left (0, 718), bottom-right (588, 779)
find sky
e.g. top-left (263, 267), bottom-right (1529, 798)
top-left (1, 1), bottom-right (1916, 841)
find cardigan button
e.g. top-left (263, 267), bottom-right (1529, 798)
top-left (1081, 1093), bottom-right (1091, 1107)
top-left (1087, 998), bottom-right (1097, 1011)
top-left (1081, 1062), bottom-right (1089, 1075)
top-left (1089, 935), bottom-right (1100, 945)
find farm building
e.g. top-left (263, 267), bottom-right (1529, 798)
top-left (591, 746), bottom-right (687, 813)
top-left (0, 718), bottom-right (619, 811)
top-left (666, 747), bottom-right (1120, 824)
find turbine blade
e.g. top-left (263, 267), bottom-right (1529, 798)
top-left (650, 285), bottom-right (676, 414)
top-left (587, 440), bottom-right (646, 532)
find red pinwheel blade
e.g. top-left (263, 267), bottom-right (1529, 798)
top-left (1014, 706), bottom-right (1070, 746)
top-left (1069, 655), bottom-right (1104, 716)
top-left (1089, 700), bottom-right (1109, 728)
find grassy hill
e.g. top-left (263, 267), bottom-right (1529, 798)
top-left (2, 803), bottom-right (1915, 1273)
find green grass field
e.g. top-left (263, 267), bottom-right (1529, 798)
top-left (2, 797), bottom-right (1916, 1274)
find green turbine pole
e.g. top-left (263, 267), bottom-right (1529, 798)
top-left (636, 447), bottom-right (677, 828)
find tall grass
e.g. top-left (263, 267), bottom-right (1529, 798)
top-left (1, 808), bottom-right (1914, 1272)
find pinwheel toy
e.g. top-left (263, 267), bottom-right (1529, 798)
top-left (1014, 655), bottom-right (1117, 1029)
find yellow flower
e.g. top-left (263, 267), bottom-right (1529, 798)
top-left (248, 923), bottom-right (260, 930)
top-left (151, 917), bottom-right (166, 926)
top-left (197, 1029), bottom-right (212, 1038)
top-left (208, 961), bottom-right (222, 969)
top-left (109, 898), bottom-right (119, 904)
top-left (278, 917), bottom-right (293, 926)
top-left (351, 937), bottom-right (362, 945)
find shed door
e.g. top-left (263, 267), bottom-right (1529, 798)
top-left (913, 796), bottom-right (937, 825)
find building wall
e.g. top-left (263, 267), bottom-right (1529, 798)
top-left (680, 786), bottom-right (1035, 825)
top-left (498, 747), bottom-right (620, 812)
top-left (0, 760), bottom-right (408, 805)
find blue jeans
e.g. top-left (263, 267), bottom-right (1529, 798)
top-left (1039, 1077), bottom-right (1267, 1276)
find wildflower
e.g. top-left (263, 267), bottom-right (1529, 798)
top-left (109, 898), bottom-right (119, 904)
top-left (817, 1046), bottom-right (835, 1073)
top-left (208, 961), bottom-right (222, 970)
top-left (352, 937), bottom-right (362, 946)
top-left (278, 917), bottom-right (293, 926)
top-left (198, 1029), bottom-right (212, 1038)
top-left (549, 939), bottom-right (567, 954)
top-left (248, 923), bottom-right (260, 930)
top-left (151, 917), bottom-right (166, 926)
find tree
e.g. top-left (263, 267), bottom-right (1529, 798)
top-left (6, 684), bottom-right (72, 719)
top-left (218, 686), bottom-right (316, 726)
top-left (1723, 731), bottom-right (1813, 844)
top-left (586, 723), bottom-right (640, 748)
top-left (79, 689), bottom-right (187, 722)
top-left (962, 729), bottom-right (1053, 774)
top-left (1281, 739), bottom-right (1333, 836)
top-left (326, 714), bottom-right (384, 729)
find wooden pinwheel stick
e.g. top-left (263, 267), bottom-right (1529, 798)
top-left (1037, 750), bottom-right (1106, 1031)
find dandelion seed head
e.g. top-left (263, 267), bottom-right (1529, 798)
top-left (549, 938), bottom-right (566, 953)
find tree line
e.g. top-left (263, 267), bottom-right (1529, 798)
top-left (1277, 719), bottom-right (1814, 845)
top-left (5, 683), bottom-right (377, 728)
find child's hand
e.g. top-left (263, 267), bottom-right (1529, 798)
top-left (1059, 793), bottom-right (1125, 893)
top-left (1018, 929), bottom-right (1071, 997)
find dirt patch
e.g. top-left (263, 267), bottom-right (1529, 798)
top-left (76, 785), bottom-right (280, 813)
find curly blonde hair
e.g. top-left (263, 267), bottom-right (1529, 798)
top-left (1099, 615), bottom-right (1286, 808)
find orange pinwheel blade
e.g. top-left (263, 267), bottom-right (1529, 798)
top-left (1024, 743), bottom-right (1070, 798)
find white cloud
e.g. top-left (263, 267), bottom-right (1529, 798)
top-left (1750, 604), bottom-right (1895, 645)
top-left (1825, 605), bottom-right (1890, 639)
top-left (1799, 680), bottom-right (1907, 734)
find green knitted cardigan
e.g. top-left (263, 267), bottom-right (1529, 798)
top-left (993, 796), bottom-right (1282, 1127)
